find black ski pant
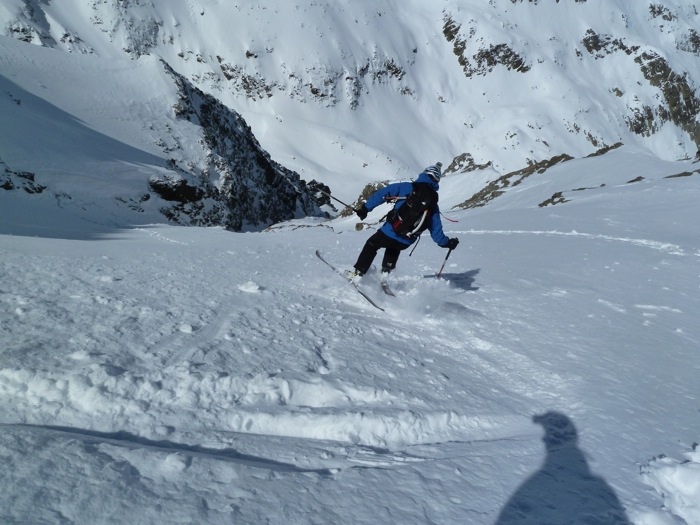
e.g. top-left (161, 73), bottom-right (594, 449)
top-left (354, 230), bottom-right (411, 275)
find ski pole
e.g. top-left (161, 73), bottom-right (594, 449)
top-left (275, 171), bottom-right (358, 213)
top-left (314, 187), bottom-right (358, 212)
top-left (436, 248), bottom-right (453, 279)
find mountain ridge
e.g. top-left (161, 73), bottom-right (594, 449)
top-left (0, 35), bottom-right (324, 233)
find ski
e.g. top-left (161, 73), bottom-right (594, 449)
top-left (380, 281), bottom-right (395, 296)
top-left (315, 250), bottom-right (385, 311)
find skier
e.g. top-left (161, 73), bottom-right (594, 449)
top-left (350, 162), bottom-right (459, 279)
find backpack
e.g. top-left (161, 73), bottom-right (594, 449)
top-left (387, 182), bottom-right (438, 238)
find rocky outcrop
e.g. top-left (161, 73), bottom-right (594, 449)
top-left (455, 154), bottom-right (574, 209)
top-left (0, 158), bottom-right (46, 194)
top-left (443, 15), bottom-right (530, 78)
top-left (582, 28), bottom-right (700, 155)
top-left (148, 63), bottom-right (324, 230)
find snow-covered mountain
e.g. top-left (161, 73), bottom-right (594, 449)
top-left (1, 2), bottom-right (700, 524)
top-left (1, 29), bottom-right (324, 235)
top-left (2, 0), bottom-right (700, 226)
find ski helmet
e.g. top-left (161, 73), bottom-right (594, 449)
top-left (423, 162), bottom-right (442, 182)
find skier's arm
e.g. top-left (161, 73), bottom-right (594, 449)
top-left (428, 207), bottom-right (451, 246)
top-left (364, 182), bottom-right (411, 211)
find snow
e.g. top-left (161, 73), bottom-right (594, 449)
top-left (2, 147), bottom-right (700, 523)
top-left (4, 0), bottom-right (700, 204)
top-left (642, 446), bottom-right (700, 525)
top-left (2, 0), bottom-right (700, 522)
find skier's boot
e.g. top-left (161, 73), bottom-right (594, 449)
top-left (345, 269), bottom-right (363, 283)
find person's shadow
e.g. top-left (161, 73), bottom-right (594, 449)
top-left (495, 411), bottom-right (632, 524)
top-left (424, 269), bottom-right (480, 291)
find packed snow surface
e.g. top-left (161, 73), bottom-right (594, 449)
top-left (2, 149), bottom-right (699, 524)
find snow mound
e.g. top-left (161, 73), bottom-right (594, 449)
top-left (640, 444), bottom-right (700, 525)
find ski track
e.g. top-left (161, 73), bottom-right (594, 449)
top-left (0, 234), bottom-right (560, 525)
top-left (456, 229), bottom-right (691, 256)
top-left (0, 233), bottom-right (534, 458)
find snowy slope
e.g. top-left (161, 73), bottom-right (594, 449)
top-left (1, 148), bottom-right (700, 524)
top-left (1, 1), bottom-right (700, 524)
top-left (0, 36), bottom-right (322, 236)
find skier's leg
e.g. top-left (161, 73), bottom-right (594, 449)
top-left (381, 248), bottom-right (400, 273)
top-left (381, 237), bottom-right (410, 273)
top-left (354, 231), bottom-right (386, 275)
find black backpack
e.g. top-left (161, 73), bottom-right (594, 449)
top-left (387, 182), bottom-right (438, 238)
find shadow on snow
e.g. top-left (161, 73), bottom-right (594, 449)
top-left (424, 269), bottom-right (480, 292)
top-left (494, 411), bottom-right (631, 524)
top-left (12, 424), bottom-right (334, 476)
top-left (0, 74), bottom-right (165, 241)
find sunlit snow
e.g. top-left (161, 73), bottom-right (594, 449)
top-left (1, 1), bottom-right (700, 524)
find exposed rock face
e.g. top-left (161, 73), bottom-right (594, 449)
top-left (0, 159), bottom-right (46, 194)
top-left (455, 153), bottom-right (575, 210)
top-left (445, 153), bottom-right (493, 175)
top-left (443, 16), bottom-right (530, 78)
top-left (582, 28), bottom-right (700, 153)
top-left (149, 63), bottom-right (324, 230)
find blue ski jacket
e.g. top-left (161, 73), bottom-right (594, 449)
top-left (364, 172), bottom-right (450, 247)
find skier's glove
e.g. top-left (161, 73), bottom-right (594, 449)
top-left (444, 238), bottom-right (459, 250)
top-left (356, 205), bottom-right (368, 221)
